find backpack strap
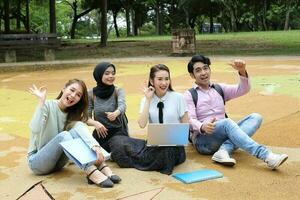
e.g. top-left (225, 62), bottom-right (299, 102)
top-left (212, 83), bottom-right (228, 118)
top-left (188, 88), bottom-right (198, 107)
top-left (188, 84), bottom-right (228, 118)
top-left (188, 84), bottom-right (225, 106)
top-left (114, 87), bottom-right (118, 106)
top-left (88, 89), bottom-right (95, 107)
top-left (188, 88), bottom-right (198, 143)
top-left (212, 83), bottom-right (225, 105)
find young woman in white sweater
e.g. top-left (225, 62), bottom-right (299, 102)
top-left (27, 79), bottom-right (120, 188)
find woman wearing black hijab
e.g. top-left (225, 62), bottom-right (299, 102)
top-left (87, 62), bottom-right (127, 152)
top-left (86, 62), bottom-right (127, 184)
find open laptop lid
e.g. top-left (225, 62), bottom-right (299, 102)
top-left (147, 123), bottom-right (189, 146)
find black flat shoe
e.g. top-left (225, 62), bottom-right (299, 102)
top-left (99, 165), bottom-right (121, 184)
top-left (86, 169), bottom-right (114, 188)
top-left (109, 175), bottom-right (121, 184)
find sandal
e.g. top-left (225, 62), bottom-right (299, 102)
top-left (86, 168), bottom-right (114, 188)
top-left (99, 165), bottom-right (122, 184)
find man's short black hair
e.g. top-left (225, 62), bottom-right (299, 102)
top-left (187, 54), bottom-right (211, 73)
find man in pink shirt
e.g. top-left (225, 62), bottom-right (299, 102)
top-left (183, 54), bottom-right (288, 170)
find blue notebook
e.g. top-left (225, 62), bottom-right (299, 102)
top-left (172, 169), bottom-right (223, 184)
top-left (60, 138), bottom-right (110, 169)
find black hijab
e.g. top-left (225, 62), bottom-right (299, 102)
top-left (93, 62), bottom-right (116, 99)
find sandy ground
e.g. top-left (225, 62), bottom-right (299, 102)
top-left (0, 56), bottom-right (300, 200)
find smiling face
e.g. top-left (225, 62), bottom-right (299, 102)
top-left (191, 61), bottom-right (211, 89)
top-left (150, 70), bottom-right (170, 97)
top-left (58, 82), bottom-right (83, 110)
top-left (101, 66), bottom-right (115, 85)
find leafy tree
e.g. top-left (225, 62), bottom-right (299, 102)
top-left (100, 0), bottom-right (107, 46)
top-left (131, 1), bottom-right (149, 35)
top-left (61, 0), bottom-right (95, 38)
top-left (282, 0), bottom-right (299, 30)
top-left (147, 0), bottom-right (165, 35)
top-left (119, 0), bottom-right (132, 36)
top-left (108, 0), bottom-right (122, 37)
top-left (179, 0), bottom-right (220, 32)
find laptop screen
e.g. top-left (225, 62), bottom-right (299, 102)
top-left (147, 123), bottom-right (189, 146)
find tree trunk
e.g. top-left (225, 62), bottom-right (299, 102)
top-left (4, 0), bottom-right (10, 33)
top-left (112, 11), bottom-right (120, 37)
top-left (209, 4), bottom-right (214, 33)
top-left (131, 9), bottom-right (137, 36)
top-left (184, 8), bottom-right (189, 28)
top-left (189, 18), bottom-right (196, 29)
top-left (261, 0), bottom-right (268, 31)
top-left (68, 0), bottom-right (94, 39)
top-left (123, 0), bottom-right (131, 37)
top-left (169, 0), bottom-right (176, 29)
top-left (16, 0), bottom-right (21, 30)
top-left (159, 6), bottom-right (164, 35)
top-left (284, 10), bottom-right (290, 30)
top-left (0, 12), bottom-right (1, 31)
top-left (133, 9), bottom-right (140, 36)
top-left (49, 0), bottom-right (56, 33)
top-left (125, 6), bottom-right (131, 36)
top-left (230, 11), bottom-right (237, 32)
top-left (155, 0), bottom-right (163, 35)
top-left (100, 0), bottom-right (108, 47)
top-left (70, 2), bottom-right (78, 39)
top-left (284, 1), bottom-right (291, 30)
top-left (133, 21), bottom-right (138, 36)
top-left (155, 2), bottom-right (159, 35)
top-left (70, 11), bottom-right (78, 39)
top-left (221, 1), bottom-right (237, 32)
top-left (25, 0), bottom-right (30, 33)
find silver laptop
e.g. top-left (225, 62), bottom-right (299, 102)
top-left (146, 123), bottom-right (189, 146)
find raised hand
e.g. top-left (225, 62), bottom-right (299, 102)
top-left (143, 86), bottom-right (155, 100)
top-left (229, 59), bottom-right (247, 76)
top-left (28, 84), bottom-right (47, 106)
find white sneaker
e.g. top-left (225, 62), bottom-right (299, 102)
top-left (212, 149), bottom-right (236, 166)
top-left (265, 153), bottom-right (288, 170)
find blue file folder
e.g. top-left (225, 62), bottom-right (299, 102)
top-left (172, 169), bottom-right (223, 184)
top-left (60, 138), bottom-right (110, 169)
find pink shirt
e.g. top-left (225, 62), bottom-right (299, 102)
top-left (183, 75), bottom-right (250, 134)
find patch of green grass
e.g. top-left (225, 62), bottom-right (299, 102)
top-left (56, 30), bottom-right (300, 59)
top-left (1, 30), bottom-right (299, 63)
top-left (252, 73), bottom-right (300, 99)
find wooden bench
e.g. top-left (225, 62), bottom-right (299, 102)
top-left (0, 33), bottom-right (60, 62)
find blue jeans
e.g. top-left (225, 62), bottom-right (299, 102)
top-left (193, 113), bottom-right (269, 160)
top-left (28, 122), bottom-right (98, 175)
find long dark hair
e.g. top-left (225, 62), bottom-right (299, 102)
top-left (148, 64), bottom-right (174, 91)
top-left (56, 79), bottom-right (88, 130)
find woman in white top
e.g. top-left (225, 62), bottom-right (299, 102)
top-left (138, 64), bottom-right (188, 125)
top-left (27, 79), bottom-right (120, 188)
top-left (109, 64), bottom-right (188, 175)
